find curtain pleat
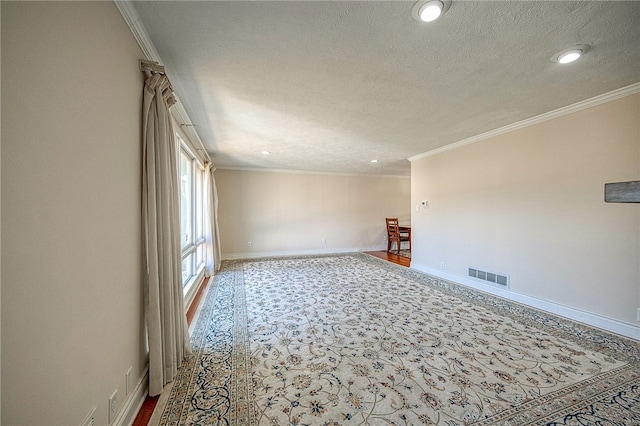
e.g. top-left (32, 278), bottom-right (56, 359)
top-left (204, 164), bottom-right (222, 275)
top-left (142, 73), bottom-right (192, 397)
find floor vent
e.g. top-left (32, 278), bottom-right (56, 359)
top-left (468, 267), bottom-right (509, 288)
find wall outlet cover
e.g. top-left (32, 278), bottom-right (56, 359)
top-left (109, 390), bottom-right (118, 424)
top-left (80, 407), bottom-right (96, 426)
top-left (126, 367), bottom-right (133, 395)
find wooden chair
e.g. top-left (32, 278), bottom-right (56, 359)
top-left (386, 218), bottom-right (410, 253)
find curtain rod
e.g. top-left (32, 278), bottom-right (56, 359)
top-left (140, 59), bottom-right (213, 165)
top-left (139, 59), bottom-right (165, 75)
top-left (140, 59), bottom-right (174, 95)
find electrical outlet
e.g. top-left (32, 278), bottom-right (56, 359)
top-left (321, 238), bottom-right (326, 244)
top-left (80, 407), bottom-right (96, 426)
top-left (108, 389), bottom-right (118, 424)
top-left (126, 367), bottom-right (133, 395)
top-left (247, 241), bottom-right (252, 247)
top-left (439, 261), bottom-right (445, 269)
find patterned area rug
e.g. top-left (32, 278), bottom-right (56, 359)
top-left (156, 253), bottom-right (640, 425)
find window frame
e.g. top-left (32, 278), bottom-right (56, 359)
top-left (178, 135), bottom-right (206, 294)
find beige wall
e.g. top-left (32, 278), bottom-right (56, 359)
top-left (411, 93), bottom-right (640, 327)
top-left (216, 169), bottom-right (411, 258)
top-left (2, 3), bottom-right (146, 425)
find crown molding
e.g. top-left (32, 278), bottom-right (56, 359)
top-left (216, 166), bottom-right (410, 179)
top-left (114, 0), bottom-right (212, 164)
top-left (114, 1), bottom-right (161, 61)
top-left (409, 82), bottom-right (640, 162)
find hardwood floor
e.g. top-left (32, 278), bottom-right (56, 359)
top-left (132, 395), bottom-right (159, 426)
top-left (364, 250), bottom-right (411, 267)
top-left (185, 276), bottom-right (212, 326)
top-left (131, 252), bottom-right (408, 425)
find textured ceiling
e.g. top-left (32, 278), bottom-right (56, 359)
top-left (133, 1), bottom-right (640, 176)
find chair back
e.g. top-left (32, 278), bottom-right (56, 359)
top-left (386, 217), bottom-right (400, 237)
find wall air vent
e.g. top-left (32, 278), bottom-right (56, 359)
top-left (468, 267), bottom-right (509, 288)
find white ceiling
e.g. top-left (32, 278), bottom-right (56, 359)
top-left (132, 1), bottom-right (640, 176)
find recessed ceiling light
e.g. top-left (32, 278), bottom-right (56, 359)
top-left (412, 0), bottom-right (451, 23)
top-left (552, 45), bottom-right (590, 64)
top-left (558, 50), bottom-right (581, 64)
top-left (370, 159), bottom-right (378, 163)
top-left (261, 150), bottom-right (271, 155)
top-left (420, 1), bottom-right (442, 21)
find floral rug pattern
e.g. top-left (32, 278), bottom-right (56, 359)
top-left (157, 253), bottom-right (640, 425)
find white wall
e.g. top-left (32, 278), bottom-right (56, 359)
top-left (216, 169), bottom-right (411, 258)
top-left (410, 92), bottom-right (640, 334)
top-left (2, 3), bottom-right (146, 424)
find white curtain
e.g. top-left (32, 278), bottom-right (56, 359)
top-left (142, 72), bottom-right (192, 397)
top-left (204, 163), bottom-right (222, 275)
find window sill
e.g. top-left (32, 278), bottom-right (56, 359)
top-left (183, 266), bottom-right (206, 310)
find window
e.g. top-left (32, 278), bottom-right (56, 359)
top-left (179, 137), bottom-right (206, 290)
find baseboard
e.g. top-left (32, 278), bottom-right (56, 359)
top-left (410, 262), bottom-right (640, 341)
top-left (114, 366), bottom-right (149, 426)
top-left (222, 247), bottom-right (384, 260)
